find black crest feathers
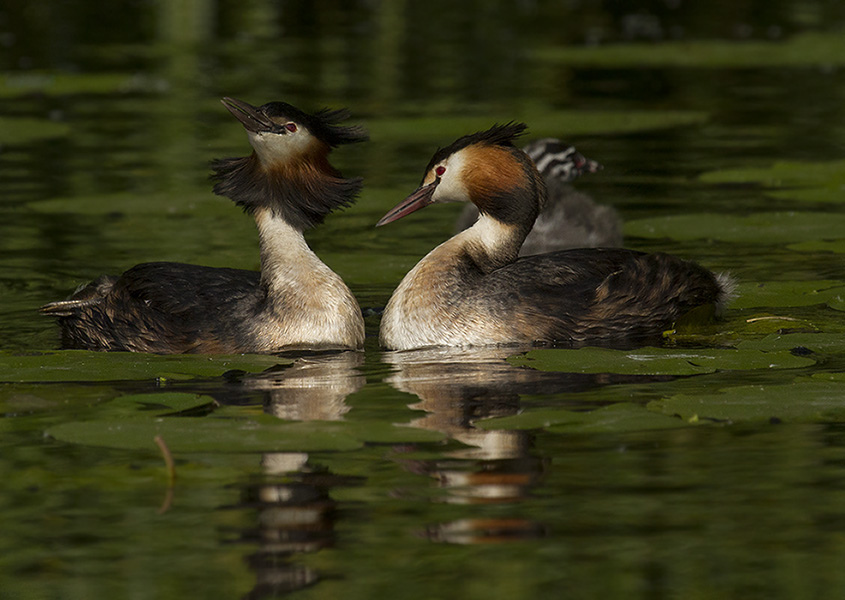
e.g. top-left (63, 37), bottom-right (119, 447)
top-left (424, 122), bottom-right (528, 177)
top-left (211, 99), bottom-right (367, 230)
top-left (260, 101), bottom-right (369, 147)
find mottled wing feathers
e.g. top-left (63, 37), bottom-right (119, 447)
top-left (50, 263), bottom-right (263, 353)
top-left (475, 249), bottom-right (721, 344)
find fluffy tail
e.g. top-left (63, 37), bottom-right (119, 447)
top-left (714, 272), bottom-right (738, 316)
top-left (39, 275), bottom-right (116, 317)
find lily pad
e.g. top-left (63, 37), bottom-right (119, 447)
top-left (788, 240), bottom-right (845, 254)
top-left (700, 159), bottom-right (845, 205)
top-left (29, 191), bottom-right (232, 216)
top-left (624, 212), bottom-right (845, 244)
top-left (47, 417), bottom-right (364, 453)
top-left (369, 109), bottom-right (707, 143)
top-left (45, 390), bottom-right (445, 452)
top-left (652, 381), bottom-right (845, 423)
top-left (113, 392), bottom-right (215, 416)
top-left (733, 314), bottom-right (820, 335)
top-left (534, 32), bottom-right (845, 68)
top-left (0, 72), bottom-right (140, 98)
top-left (0, 117), bottom-right (71, 145)
top-left (737, 333), bottom-right (845, 354)
top-left (732, 281), bottom-right (845, 309)
top-left (508, 346), bottom-right (814, 375)
top-left (477, 402), bottom-right (687, 433)
top-left (0, 350), bottom-right (291, 383)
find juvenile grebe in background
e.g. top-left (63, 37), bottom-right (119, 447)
top-left (377, 123), bottom-right (733, 351)
top-left (41, 97), bottom-right (367, 353)
top-left (455, 138), bottom-right (622, 253)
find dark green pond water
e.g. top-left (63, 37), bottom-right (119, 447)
top-left (2, 1), bottom-right (845, 598)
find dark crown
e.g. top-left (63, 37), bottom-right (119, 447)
top-left (259, 101), bottom-right (369, 146)
top-left (423, 122), bottom-right (528, 178)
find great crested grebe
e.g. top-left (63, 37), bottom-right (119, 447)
top-left (377, 123), bottom-right (733, 351)
top-left (40, 97), bottom-right (367, 353)
top-left (455, 138), bottom-right (622, 253)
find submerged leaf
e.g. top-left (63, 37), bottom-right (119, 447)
top-left (625, 212), bottom-right (845, 244)
top-left (0, 350), bottom-right (291, 383)
top-left (788, 240), bottom-right (845, 254)
top-left (508, 346), bottom-right (814, 375)
top-left (369, 109), bottom-right (707, 142)
top-left (652, 381), bottom-right (845, 423)
top-left (477, 402), bottom-right (687, 433)
top-left (732, 281), bottom-right (845, 309)
top-left (534, 32), bottom-right (845, 68)
top-left (700, 159), bottom-right (845, 204)
top-left (0, 72), bottom-right (141, 98)
top-left (47, 417), bottom-right (364, 453)
top-left (0, 117), bottom-right (71, 144)
top-left (737, 333), bottom-right (845, 354)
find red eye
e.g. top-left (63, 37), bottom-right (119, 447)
top-left (285, 123), bottom-right (297, 133)
top-left (435, 166), bottom-right (446, 177)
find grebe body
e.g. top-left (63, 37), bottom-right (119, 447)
top-left (41, 98), bottom-right (367, 353)
top-left (377, 124), bottom-right (732, 351)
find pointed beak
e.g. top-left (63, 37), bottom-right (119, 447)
top-left (578, 155), bottom-right (602, 175)
top-left (376, 180), bottom-right (439, 227)
top-left (221, 97), bottom-right (278, 134)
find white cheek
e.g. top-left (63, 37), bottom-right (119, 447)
top-left (432, 152), bottom-right (470, 204)
top-left (248, 129), bottom-right (314, 164)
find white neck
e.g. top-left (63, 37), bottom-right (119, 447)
top-left (250, 208), bottom-right (365, 349)
top-left (255, 208), bottom-right (320, 292)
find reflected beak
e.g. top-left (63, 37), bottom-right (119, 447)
top-left (376, 181), bottom-right (439, 227)
top-left (221, 97), bottom-right (278, 134)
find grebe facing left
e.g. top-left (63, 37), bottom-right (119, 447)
top-left (41, 97), bottom-right (367, 353)
top-left (377, 123), bottom-right (734, 351)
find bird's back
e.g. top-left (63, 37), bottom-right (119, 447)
top-left (43, 262), bottom-right (263, 353)
top-left (472, 248), bottom-right (726, 344)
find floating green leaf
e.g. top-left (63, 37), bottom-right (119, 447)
top-left (29, 191), bottom-right (233, 216)
top-left (508, 346), bottom-right (814, 375)
top-left (737, 333), bottom-right (845, 354)
top-left (0, 350), bottom-right (291, 383)
top-left (0, 72), bottom-right (141, 98)
top-left (788, 240), bottom-right (845, 254)
top-left (114, 392), bottom-right (215, 416)
top-left (652, 381), bottom-right (845, 423)
top-left (369, 109), bottom-right (707, 142)
top-left (45, 393), bottom-right (444, 452)
top-left (47, 417), bottom-right (364, 453)
top-left (732, 281), bottom-right (845, 309)
top-left (534, 32), bottom-right (845, 68)
top-left (624, 212), bottom-right (845, 244)
top-left (477, 402), bottom-right (688, 433)
top-left (700, 159), bottom-right (845, 204)
top-left (0, 117), bottom-right (71, 144)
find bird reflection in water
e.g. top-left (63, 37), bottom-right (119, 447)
top-left (222, 350), bottom-right (365, 599)
top-left (382, 346), bottom-right (649, 545)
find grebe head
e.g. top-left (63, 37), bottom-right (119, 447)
top-left (376, 122), bottom-right (544, 229)
top-left (221, 97), bottom-right (368, 169)
top-left (522, 138), bottom-right (602, 182)
top-left (212, 98), bottom-right (368, 231)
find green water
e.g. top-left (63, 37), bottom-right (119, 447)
top-left (2, 1), bottom-right (845, 598)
